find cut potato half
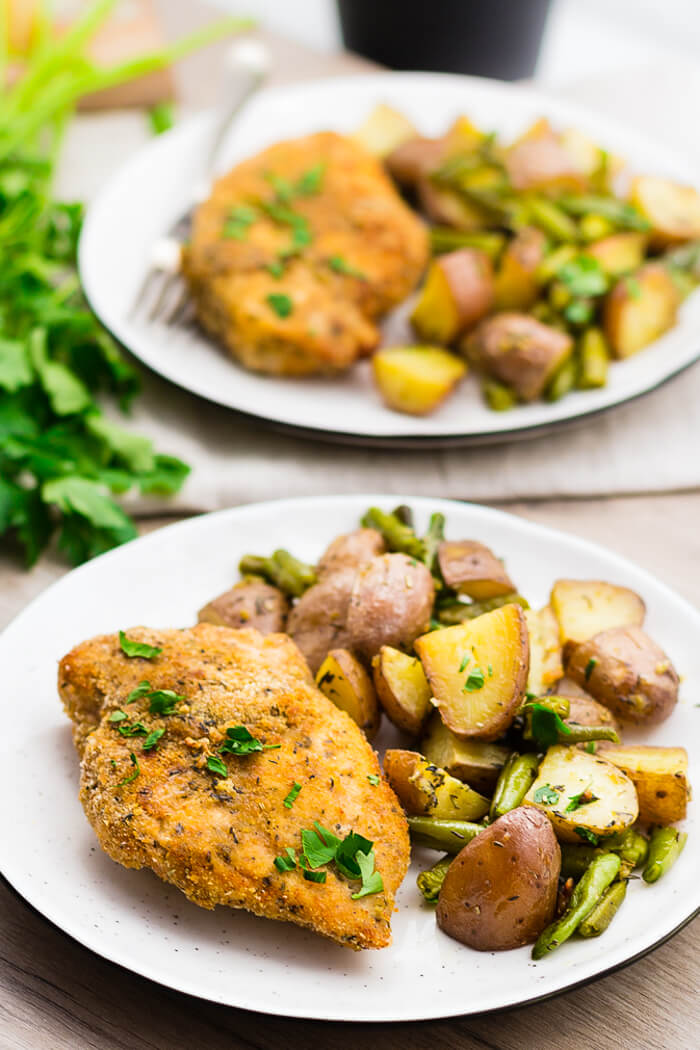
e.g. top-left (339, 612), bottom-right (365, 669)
top-left (372, 346), bottom-right (466, 416)
top-left (414, 603), bottom-right (529, 741)
top-left (383, 749), bottom-right (490, 820)
top-left (601, 745), bottom-right (690, 825)
top-left (372, 645), bottom-right (432, 735)
top-left (420, 714), bottom-right (510, 792)
top-left (604, 264), bottom-right (679, 359)
top-left (315, 649), bottom-right (380, 739)
top-left (411, 249), bottom-right (494, 345)
top-left (525, 606), bottom-right (563, 696)
top-left (550, 578), bottom-right (645, 656)
top-left (630, 175), bottom-right (700, 246)
top-left (437, 540), bottom-right (515, 600)
top-left (352, 104), bottom-right (417, 158)
top-left (524, 745), bottom-right (639, 843)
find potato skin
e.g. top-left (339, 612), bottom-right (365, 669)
top-left (604, 264), bottom-right (679, 359)
top-left (287, 567), bottom-right (355, 674)
top-left (315, 648), bottom-right (381, 739)
top-left (347, 553), bottom-right (435, 661)
top-left (198, 581), bottom-right (288, 633)
top-left (372, 346), bottom-right (466, 416)
top-left (463, 313), bottom-right (573, 402)
top-left (437, 807), bottom-right (560, 951)
top-left (372, 646), bottom-right (432, 734)
top-left (437, 539), bottom-right (515, 599)
top-left (411, 249), bottom-right (494, 345)
top-left (567, 625), bottom-right (679, 726)
top-left (317, 528), bottom-right (385, 579)
top-left (493, 227), bottom-right (547, 310)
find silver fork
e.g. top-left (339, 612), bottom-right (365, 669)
top-left (130, 39), bottom-right (270, 326)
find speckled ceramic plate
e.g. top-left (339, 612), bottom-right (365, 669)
top-left (0, 496), bottom-right (697, 1020)
top-left (79, 72), bottom-right (700, 448)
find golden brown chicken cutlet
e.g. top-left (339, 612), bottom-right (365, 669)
top-left (58, 624), bottom-right (409, 950)
top-left (182, 131), bottom-right (429, 375)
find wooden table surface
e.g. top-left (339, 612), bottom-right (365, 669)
top-left (1, 6), bottom-right (697, 1049)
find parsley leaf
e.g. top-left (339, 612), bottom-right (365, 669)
top-left (117, 752), bottom-right (140, 786)
top-left (108, 710), bottom-right (127, 723)
top-left (565, 785), bottom-right (599, 813)
top-left (367, 774), bottom-right (380, 786)
top-left (296, 163), bottom-right (325, 196)
top-left (526, 703), bottom-right (573, 749)
top-left (533, 784), bottom-right (560, 805)
top-left (119, 631), bottom-right (162, 660)
top-left (147, 689), bottom-right (184, 715)
top-left (458, 653), bottom-right (471, 673)
top-left (222, 204), bottom-right (257, 240)
top-left (149, 101), bottom-right (175, 135)
top-left (559, 256), bottom-right (609, 298)
top-left (142, 727), bottom-right (165, 751)
top-left (328, 255), bottom-right (365, 279)
top-left (585, 741), bottom-right (597, 755)
top-left (351, 849), bottom-right (384, 899)
top-left (266, 293), bottom-right (293, 318)
top-left (207, 755), bottom-right (228, 777)
top-left (585, 657), bottom-right (597, 680)
top-left (463, 667), bottom-right (485, 692)
top-left (283, 781), bottom-right (302, 808)
top-left (126, 680), bottom-right (153, 704)
top-left (574, 826), bottom-right (600, 846)
top-left (274, 847), bottom-right (298, 872)
top-left (117, 721), bottom-right (148, 737)
top-left (301, 823), bottom-right (341, 868)
top-left (334, 832), bottom-right (374, 879)
top-left (303, 867), bottom-right (327, 884)
top-left (220, 725), bottom-right (280, 756)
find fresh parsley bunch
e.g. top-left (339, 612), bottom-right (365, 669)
top-left (0, 0), bottom-right (251, 567)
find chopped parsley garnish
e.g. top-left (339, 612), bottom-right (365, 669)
top-left (266, 259), bottom-right (285, 278)
top-left (220, 725), bottom-right (280, 756)
top-left (334, 831), bottom-right (374, 879)
top-left (296, 163), bottom-right (325, 196)
top-left (266, 293), bottom-right (293, 318)
top-left (274, 847), bottom-right (298, 873)
top-left (328, 255), bottom-right (365, 279)
top-left (526, 702), bottom-right (572, 749)
top-left (533, 784), bottom-right (560, 805)
top-left (584, 657), bottom-right (597, 680)
top-left (283, 781), bottom-right (302, 808)
top-left (264, 172), bottom-right (295, 203)
top-left (119, 631), bottom-right (162, 660)
top-left (222, 204), bottom-right (257, 240)
top-left (367, 774), bottom-right (380, 786)
top-left (458, 653), bottom-right (471, 673)
top-left (108, 710), bottom-right (127, 723)
top-left (558, 256), bottom-right (608, 298)
top-left (463, 667), bottom-right (485, 692)
top-left (117, 720), bottom-right (148, 737)
top-left (351, 849), bottom-right (383, 899)
top-left (274, 822), bottom-right (384, 897)
top-left (301, 822), bottom-right (341, 868)
top-left (142, 727), bottom-right (165, 751)
top-left (565, 785), bottom-right (599, 812)
top-left (625, 276), bottom-right (642, 300)
top-left (488, 664), bottom-right (493, 677)
top-left (126, 680), bottom-right (153, 704)
top-left (207, 755), bottom-right (228, 777)
top-left (303, 867), bottom-right (327, 884)
top-left (585, 741), bottom-right (597, 754)
top-left (117, 752), bottom-right (140, 786)
top-left (564, 299), bottom-right (595, 325)
top-left (574, 826), bottom-right (600, 846)
top-left (147, 689), bottom-right (184, 715)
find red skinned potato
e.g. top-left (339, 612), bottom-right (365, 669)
top-left (462, 313), bottom-right (573, 402)
top-left (286, 567), bottom-right (355, 674)
top-left (385, 136), bottom-right (446, 186)
top-left (347, 553), bottom-right (435, 661)
top-left (198, 580), bottom-right (287, 633)
top-left (411, 249), bottom-right (494, 345)
top-left (437, 539), bottom-right (515, 600)
top-left (437, 807), bottom-right (561, 951)
top-left (567, 625), bottom-right (679, 726)
top-left (316, 528), bottom-right (385, 579)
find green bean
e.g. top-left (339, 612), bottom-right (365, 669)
top-left (604, 828), bottom-right (649, 869)
top-left (642, 827), bottom-right (687, 884)
top-left (536, 244), bottom-right (578, 284)
top-left (524, 695), bottom-right (571, 719)
top-left (560, 831), bottom-right (648, 880)
top-left (669, 267), bottom-right (698, 301)
top-left (578, 879), bottom-right (627, 938)
top-left (483, 378), bottom-right (517, 412)
top-left (429, 227), bottom-right (506, 259)
top-left (579, 213), bottom-right (615, 242)
top-left (407, 815), bottom-right (483, 854)
top-left (360, 507), bottom-right (424, 560)
top-left (392, 504), bottom-right (414, 528)
top-left (557, 194), bottom-right (650, 232)
top-left (577, 327), bottom-right (609, 389)
top-left (436, 592), bottom-right (529, 625)
top-left (238, 550), bottom-right (316, 597)
top-left (563, 298), bottom-right (595, 327)
top-left (528, 196), bottom-right (579, 242)
top-left (563, 723), bottom-right (620, 745)
top-left (545, 354), bottom-right (579, 402)
top-left (560, 844), bottom-right (602, 880)
top-left (548, 280), bottom-right (572, 312)
top-left (489, 752), bottom-right (540, 821)
top-left (532, 852), bottom-right (621, 959)
top-left (663, 239), bottom-right (700, 276)
top-left (417, 855), bottom-right (453, 903)
top-left (423, 512), bottom-right (446, 574)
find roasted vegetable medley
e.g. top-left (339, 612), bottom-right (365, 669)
top-left (352, 105), bottom-right (700, 415)
top-left (198, 504), bottom-right (691, 958)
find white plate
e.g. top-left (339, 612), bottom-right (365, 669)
top-left (0, 495), bottom-right (697, 1021)
top-left (79, 72), bottom-right (700, 447)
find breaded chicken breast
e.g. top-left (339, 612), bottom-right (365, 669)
top-left (58, 624), bottom-right (409, 950)
top-left (182, 131), bottom-right (429, 375)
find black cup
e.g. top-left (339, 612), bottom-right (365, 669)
top-left (337, 0), bottom-right (552, 81)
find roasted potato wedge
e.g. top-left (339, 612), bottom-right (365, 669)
top-left (316, 528), bottom-right (385, 579)
top-left (372, 346), bottom-right (466, 416)
top-left (630, 175), bottom-right (700, 246)
top-left (505, 127), bottom-right (587, 193)
top-left (197, 580), bottom-right (288, 633)
top-left (437, 539), bottom-right (515, 600)
top-left (437, 807), bottom-right (560, 951)
top-left (385, 136), bottom-right (446, 186)
top-left (315, 648), bottom-right (380, 739)
top-left (347, 553), bottom-right (435, 660)
top-left (566, 695), bottom-right (621, 732)
top-left (587, 232), bottom-right (647, 277)
top-left (493, 227), bottom-right (547, 310)
top-left (525, 606), bottom-right (564, 696)
top-left (383, 749), bottom-right (490, 820)
top-left (550, 578), bottom-right (645, 657)
top-left (463, 313), bottom-right (573, 402)
top-left (601, 745), bottom-right (690, 824)
top-left (567, 625), bottom-right (679, 726)
top-left (524, 745), bottom-right (639, 843)
top-left (372, 645), bottom-right (432, 734)
top-left (421, 714), bottom-right (510, 792)
top-left (604, 264), bottom-right (680, 359)
top-left (414, 603), bottom-right (529, 741)
top-left (411, 249), bottom-right (494, 345)
top-left (287, 566), bottom-right (355, 674)
top-left (352, 104), bottom-right (418, 158)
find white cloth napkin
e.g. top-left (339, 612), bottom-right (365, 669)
top-left (64, 63), bottom-right (700, 512)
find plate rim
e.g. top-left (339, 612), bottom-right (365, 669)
top-left (1, 494), bottom-right (698, 1021)
top-left (78, 70), bottom-right (700, 447)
